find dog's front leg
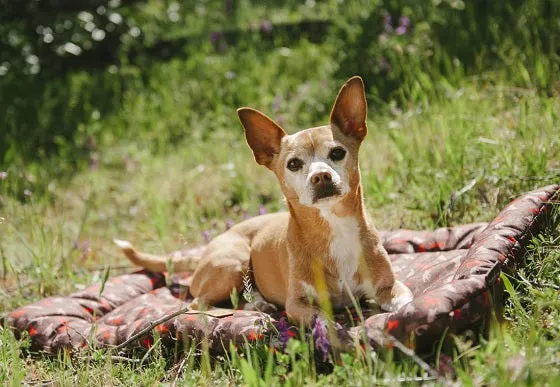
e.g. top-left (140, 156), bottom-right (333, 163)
top-left (285, 295), bottom-right (322, 326)
top-left (363, 246), bottom-right (414, 312)
top-left (284, 278), bottom-right (327, 325)
top-left (375, 278), bottom-right (414, 312)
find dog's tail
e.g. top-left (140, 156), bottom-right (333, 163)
top-left (113, 239), bottom-right (200, 273)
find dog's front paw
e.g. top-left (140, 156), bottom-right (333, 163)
top-left (380, 293), bottom-right (413, 312)
top-left (380, 281), bottom-right (413, 312)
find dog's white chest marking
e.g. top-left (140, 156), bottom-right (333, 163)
top-left (320, 209), bottom-right (362, 299)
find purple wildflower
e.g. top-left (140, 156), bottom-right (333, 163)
top-left (395, 26), bottom-right (407, 35)
top-left (258, 206), bottom-right (268, 215)
top-left (23, 189), bottom-right (32, 197)
top-left (276, 317), bottom-right (291, 347)
top-left (400, 16), bottom-right (411, 28)
top-left (202, 230), bottom-right (212, 243)
top-left (76, 240), bottom-right (91, 260)
top-left (225, 219), bottom-right (234, 230)
top-left (260, 20), bottom-right (273, 34)
top-left (396, 16), bottom-right (410, 35)
top-left (210, 31), bottom-right (222, 44)
top-left (383, 13), bottom-right (392, 33)
top-left (437, 353), bottom-right (456, 377)
top-left (0, 171), bottom-right (7, 180)
top-left (312, 316), bottom-right (331, 361)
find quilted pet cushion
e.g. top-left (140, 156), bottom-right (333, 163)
top-left (4, 185), bottom-right (558, 354)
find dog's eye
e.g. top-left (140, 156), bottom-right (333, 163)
top-left (329, 147), bottom-right (346, 161)
top-left (287, 158), bottom-right (303, 172)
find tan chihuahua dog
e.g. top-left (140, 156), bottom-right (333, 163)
top-left (115, 76), bottom-right (413, 325)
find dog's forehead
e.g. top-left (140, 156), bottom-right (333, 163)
top-left (282, 126), bottom-right (335, 153)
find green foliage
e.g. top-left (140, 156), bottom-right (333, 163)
top-left (1, 0), bottom-right (559, 385)
top-left (334, 0), bottom-right (560, 104)
top-left (1, 82), bottom-right (559, 384)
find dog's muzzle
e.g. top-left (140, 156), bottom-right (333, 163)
top-left (312, 182), bottom-right (342, 203)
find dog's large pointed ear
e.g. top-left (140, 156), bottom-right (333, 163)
top-left (237, 107), bottom-right (287, 167)
top-left (330, 76), bottom-right (368, 142)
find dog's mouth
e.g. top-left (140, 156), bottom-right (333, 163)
top-left (312, 183), bottom-right (342, 203)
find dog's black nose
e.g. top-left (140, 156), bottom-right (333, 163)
top-left (311, 172), bottom-right (332, 185)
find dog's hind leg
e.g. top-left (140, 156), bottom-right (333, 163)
top-left (189, 230), bottom-right (252, 306)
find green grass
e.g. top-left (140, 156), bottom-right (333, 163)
top-left (1, 75), bottom-right (559, 384)
top-left (1, 3), bottom-right (560, 382)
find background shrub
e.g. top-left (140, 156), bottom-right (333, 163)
top-left (1, 0), bottom-right (559, 169)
